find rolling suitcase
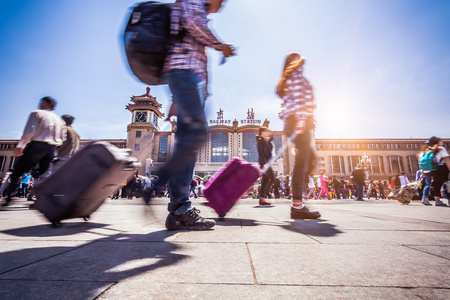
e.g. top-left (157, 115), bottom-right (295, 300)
top-left (204, 133), bottom-right (297, 218)
top-left (34, 141), bottom-right (140, 226)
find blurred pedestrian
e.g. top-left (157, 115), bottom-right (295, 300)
top-left (399, 172), bottom-right (410, 187)
top-left (307, 175), bottom-right (316, 199)
top-left (419, 136), bottom-right (450, 206)
top-left (57, 114), bottom-right (80, 160)
top-left (152, 0), bottom-right (235, 230)
top-left (318, 171), bottom-right (331, 200)
top-left (276, 52), bottom-right (320, 219)
top-left (272, 177), bottom-right (281, 199)
top-left (190, 179), bottom-right (199, 199)
top-left (256, 127), bottom-right (274, 205)
top-left (351, 164), bottom-right (365, 201)
top-left (2, 97), bottom-right (66, 206)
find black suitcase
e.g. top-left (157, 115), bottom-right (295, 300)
top-left (34, 141), bottom-right (139, 226)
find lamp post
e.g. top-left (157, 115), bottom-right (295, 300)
top-left (360, 152), bottom-right (371, 181)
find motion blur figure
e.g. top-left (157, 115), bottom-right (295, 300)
top-left (151, 0), bottom-right (235, 230)
top-left (276, 53), bottom-right (320, 219)
top-left (2, 97), bottom-right (66, 206)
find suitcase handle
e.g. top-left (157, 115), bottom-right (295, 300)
top-left (260, 132), bottom-right (297, 174)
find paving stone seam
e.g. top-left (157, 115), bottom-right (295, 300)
top-left (245, 243), bottom-right (258, 285)
top-left (330, 229), bottom-right (450, 232)
top-left (0, 278), bottom-right (117, 283)
top-left (0, 241), bottom-right (100, 276)
top-left (92, 282), bottom-right (119, 300)
top-left (404, 245), bottom-right (450, 261)
top-left (92, 281), bottom-right (450, 289)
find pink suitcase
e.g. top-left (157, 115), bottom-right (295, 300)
top-left (203, 158), bottom-right (260, 218)
top-left (204, 133), bottom-right (297, 218)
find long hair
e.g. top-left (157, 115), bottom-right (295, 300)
top-left (418, 136), bottom-right (441, 157)
top-left (276, 53), bottom-right (304, 98)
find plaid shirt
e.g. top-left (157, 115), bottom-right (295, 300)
top-left (279, 68), bottom-right (315, 121)
top-left (164, 0), bottom-right (223, 81)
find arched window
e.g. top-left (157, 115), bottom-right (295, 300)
top-left (242, 131), bottom-right (258, 163)
top-left (211, 131), bottom-right (229, 162)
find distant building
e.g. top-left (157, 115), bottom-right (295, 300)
top-left (0, 88), bottom-right (448, 180)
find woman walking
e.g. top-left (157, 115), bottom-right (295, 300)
top-left (276, 52), bottom-right (320, 219)
top-left (419, 136), bottom-right (450, 206)
top-left (318, 171), bottom-right (331, 200)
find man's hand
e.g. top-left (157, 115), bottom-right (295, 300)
top-left (216, 43), bottom-right (235, 57)
top-left (294, 119), bottom-right (306, 134)
top-left (13, 147), bottom-right (24, 156)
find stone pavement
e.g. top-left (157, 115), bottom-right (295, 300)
top-left (0, 197), bottom-right (449, 300)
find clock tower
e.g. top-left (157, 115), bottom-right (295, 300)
top-left (126, 87), bottom-right (164, 154)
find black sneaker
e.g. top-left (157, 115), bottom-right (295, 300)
top-left (165, 208), bottom-right (216, 231)
top-left (1, 196), bottom-right (12, 207)
top-left (291, 206), bottom-right (321, 219)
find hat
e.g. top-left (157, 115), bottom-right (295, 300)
top-left (428, 136), bottom-right (441, 146)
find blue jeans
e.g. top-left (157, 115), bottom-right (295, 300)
top-left (354, 182), bottom-right (364, 200)
top-left (284, 116), bottom-right (316, 201)
top-left (155, 70), bottom-right (207, 215)
top-left (422, 172), bottom-right (432, 198)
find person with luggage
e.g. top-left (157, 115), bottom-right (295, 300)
top-left (419, 136), bottom-right (450, 206)
top-left (2, 97), bottom-right (66, 207)
top-left (256, 127), bottom-right (274, 205)
top-left (148, 0), bottom-right (235, 230)
top-left (276, 53), bottom-right (320, 219)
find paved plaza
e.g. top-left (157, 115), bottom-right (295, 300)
top-left (0, 197), bottom-right (449, 299)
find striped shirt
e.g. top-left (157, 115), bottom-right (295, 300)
top-left (164, 0), bottom-right (223, 81)
top-left (279, 68), bottom-right (315, 121)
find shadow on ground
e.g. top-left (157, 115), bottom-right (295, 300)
top-left (282, 219), bottom-right (344, 237)
top-left (0, 223), bottom-right (187, 299)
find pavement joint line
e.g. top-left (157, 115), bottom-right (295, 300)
top-left (114, 282), bottom-right (450, 289)
top-left (0, 241), bottom-right (99, 276)
top-left (335, 229), bottom-right (450, 232)
top-left (245, 242), bottom-right (258, 285)
top-left (93, 282), bottom-right (119, 300)
top-left (403, 245), bottom-right (450, 261)
top-left (0, 278), bottom-right (118, 283)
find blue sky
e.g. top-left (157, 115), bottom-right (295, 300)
top-left (0, 0), bottom-right (449, 140)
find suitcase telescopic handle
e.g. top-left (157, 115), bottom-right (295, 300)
top-left (260, 132), bottom-right (297, 174)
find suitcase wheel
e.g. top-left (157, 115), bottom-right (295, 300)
top-left (218, 214), bottom-right (226, 220)
top-left (83, 216), bottom-right (90, 221)
top-left (51, 220), bottom-right (61, 228)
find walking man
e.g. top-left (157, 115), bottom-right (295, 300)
top-left (351, 163), bottom-right (365, 201)
top-left (151, 0), bottom-right (235, 230)
top-left (2, 97), bottom-right (66, 206)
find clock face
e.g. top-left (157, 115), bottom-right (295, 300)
top-left (135, 112), bottom-right (147, 122)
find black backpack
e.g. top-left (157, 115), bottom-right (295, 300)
top-left (123, 1), bottom-right (174, 85)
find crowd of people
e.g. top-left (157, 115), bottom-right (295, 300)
top-left (246, 166), bottom-right (449, 204)
top-left (2, 1), bottom-right (449, 233)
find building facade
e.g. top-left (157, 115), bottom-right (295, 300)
top-left (1, 88), bottom-right (448, 181)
